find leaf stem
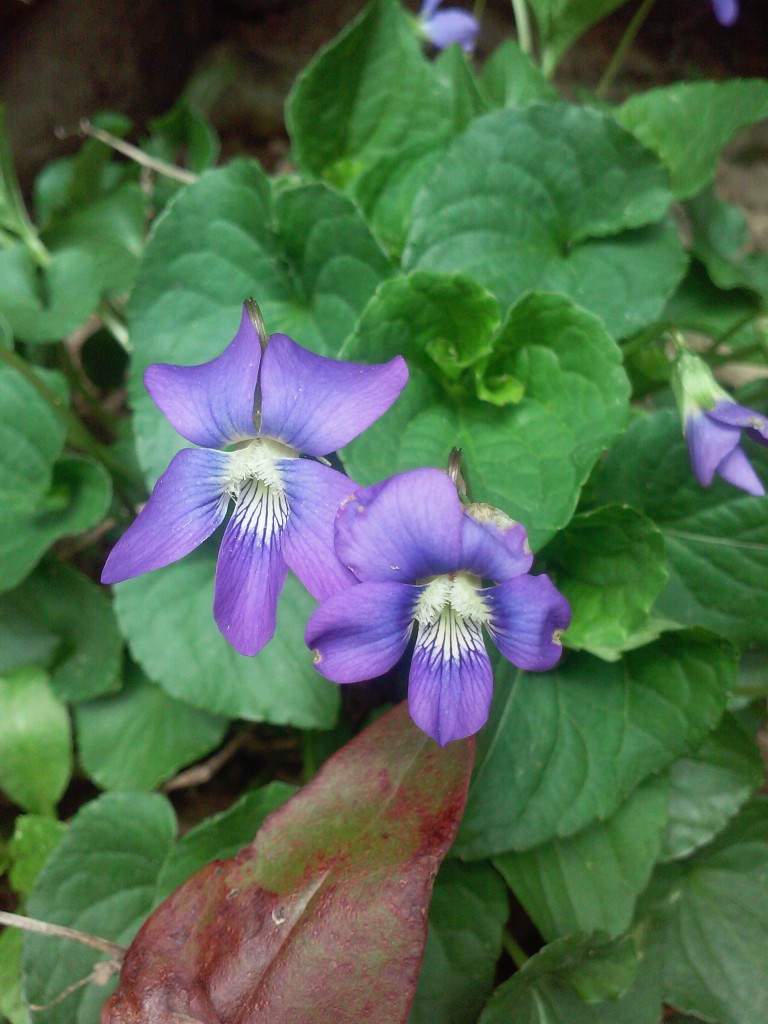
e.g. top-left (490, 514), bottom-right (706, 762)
top-left (0, 910), bottom-right (126, 960)
top-left (509, 0), bottom-right (534, 58)
top-left (502, 928), bottom-right (529, 969)
top-left (596, 0), bottom-right (659, 98)
top-left (0, 343), bottom-right (144, 491)
top-left (78, 118), bottom-right (199, 185)
top-left (473, 0), bottom-right (487, 21)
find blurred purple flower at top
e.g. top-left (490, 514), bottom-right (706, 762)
top-left (306, 468), bottom-right (570, 746)
top-left (102, 302), bottom-right (408, 656)
top-left (671, 345), bottom-right (767, 496)
top-left (711, 0), bottom-right (739, 26)
top-left (419, 0), bottom-right (480, 53)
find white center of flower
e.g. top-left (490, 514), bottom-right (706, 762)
top-left (414, 573), bottom-right (489, 666)
top-left (224, 437), bottom-right (296, 537)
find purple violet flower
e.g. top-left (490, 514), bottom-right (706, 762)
top-left (305, 467), bottom-right (571, 746)
top-left (671, 345), bottom-right (767, 496)
top-left (102, 303), bottom-right (408, 655)
top-left (419, 0), bottom-right (480, 53)
top-left (711, 0), bottom-right (738, 26)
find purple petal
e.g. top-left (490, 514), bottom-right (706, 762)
top-left (101, 448), bottom-right (230, 584)
top-left (213, 478), bottom-right (289, 655)
top-left (485, 574), bottom-right (570, 672)
top-left (334, 468), bottom-right (464, 584)
top-left (685, 411), bottom-right (741, 486)
top-left (305, 582), bottom-right (417, 683)
top-left (460, 503), bottom-right (533, 581)
top-left (409, 617), bottom-right (492, 746)
top-left (707, 401), bottom-right (768, 445)
top-left (420, 0), bottom-right (443, 17)
top-left (423, 10), bottom-right (480, 52)
top-left (144, 305), bottom-right (260, 449)
top-left (716, 446), bottom-right (765, 496)
top-left (281, 458), bottom-right (358, 600)
top-left (259, 333), bottom-right (408, 457)
top-left (711, 0), bottom-right (738, 26)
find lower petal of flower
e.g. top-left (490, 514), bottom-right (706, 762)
top-left (213, 477), bottom-right (290, 656)
top-left (716, 446), bottom-right (765, 496)
top-left (485, 574), bottom-right (570, 672)
top-left (409, 613), bottom-right (492, 746)
top-left (280, 458), bottom-right (358, 600)
top-left (305, 581), bottom-right (417, 683)
top-left (686, 412), bottom-right (741, 486)
top-left (101, 448), bottom-right (231, 584)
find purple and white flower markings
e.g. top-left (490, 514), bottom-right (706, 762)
top-left (418, 0), bottom-right (480, 53)
top-left (305, 467), bottom-right (571, 746)
top-left (101, 302), bottom-right (408, 656)
top-left (671, 344), bottom-right (768, 496)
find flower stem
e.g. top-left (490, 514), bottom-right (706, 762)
top-left (0, 343), bottom-right (143, 491)
top-left (502, 928), bottom-right (529, 969)
top-left (596, 0), bottom-right (659, 98)
top-left (473, 0), bottom-right (487, 21)
top-left (510, 0), bottom-right (534, 58)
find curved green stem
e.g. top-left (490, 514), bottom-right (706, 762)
top-left (473, 0), bottom-right (488, 21)
top-left (510, 0), bottom-right (534, 58)
top-left (0, 343), bottom-right (144, 491)
top-left (596, 0), bottom-right (659, 98)
top-left (502, 928), bottom-right (529, 969)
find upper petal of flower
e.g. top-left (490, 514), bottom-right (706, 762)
top-left (706, 401), bottom-right (768, 445)
top-left (409, 615), bottom-right (492, 745)
top-left (259, 333), bottom-right (408, 457)
top-left (460, 502), bottom-right (533, 581)
top-left (213, 477), bottom-right (289, 655)
top-left (280, 458), bottom-right (358, 601)
top-left (715, 446), bottom-right (765, 496)
top-left (711, 0), bottom-right (738, 26)
top-left (422, 9), bottom-right (480, 52)
top-left (334, 467), bottom-right (464, 584)
top-left (685, 411), bottom-right (742, 486)
top-left (305, 581), bottom-right (417, 683)
top-left (485, 573), bottom-right (570, 672)
top-left (144, 305), bottom-right (261, 449)
top-left (101, 448), bottom-right (231, 584)
top-left (420, 0), bottom-right (443, 17)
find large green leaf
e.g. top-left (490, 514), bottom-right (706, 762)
top-left (685, 187), bottom-right (768, 299)
top-left (495, 775), bottom-right (669, 940)
top-left (101, 703), bottom-right (474, 1024)
top-left (660, 712), bottom-right (763, 862)
top-left (545, 505), bottom-right (668, 659)
top-left (593, 408), bottom-right (768, 645)
top-left (23, 793), bottom-right (178, 1024)
top-left (478, 39), bottom-right (558, 108)
top-left (127, 162), bottom-right (392, 482)
top-left (75, 662), bottom-right (229, 791)
top-left (286, 0), bottom-right (449, 183)
top-left (0, 666), bottom-right (72, 815)
top-left (408, 861), bottom-right (508, 1024)
top-left (113, 548), bottom-right (339, 727)
top-left (477, 931), bottom-right (662, 1024)
top-left (0, 457), bottom-right (112, 593)
top-left (526, 0), bottom-right (630, 73)
top-left (0, 562), bottom-right (122, 700)
top-left (6, 814), bottom-right (67, 899)
top-left (456, 632), bottom-right (734, 858)
top-left (615, 80), bottom-right (768, 199)
top-left (643, 797), bottom-right (768, 1024)
top-left (403, 105), bottom-right (685, 338)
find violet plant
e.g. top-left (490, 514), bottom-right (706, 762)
top-left (1, 1), bottom-right (767, 1023)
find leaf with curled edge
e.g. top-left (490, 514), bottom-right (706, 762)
top-left (101, 702), bottom-right (474, 1024)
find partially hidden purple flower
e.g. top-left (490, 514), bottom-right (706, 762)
top-left (419, 0), bottom-right (480, 53)
top-left (671, 345), bottom-right (767, 496)
top-left (102, 303), bottom-right (408, 655)
top-left (711, 0), bottom-right (738, 26)
top-left (305, 468), bottom-right (570, 746)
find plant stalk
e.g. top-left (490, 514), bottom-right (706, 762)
top-left (596, 0), bottom-right (659, 98)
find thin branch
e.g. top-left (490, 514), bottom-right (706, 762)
top-left (77, 118), bottom-right (199, 185)
top-left (596, 0), bottom-right (659, 98)
top-left (28, 960), bottom-right (121, 1011)
top-left (161, 731), bottom-right (248, 792)
top-left (0, 911), bottom-right (126, 960)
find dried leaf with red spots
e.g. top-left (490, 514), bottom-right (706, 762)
top-left (102, 702), bottom-right (474, 1024)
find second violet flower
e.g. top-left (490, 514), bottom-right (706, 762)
top-left (102, 302), bottom-right (407, 656)
top-left (306, 467), bottom-right (571, 746)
